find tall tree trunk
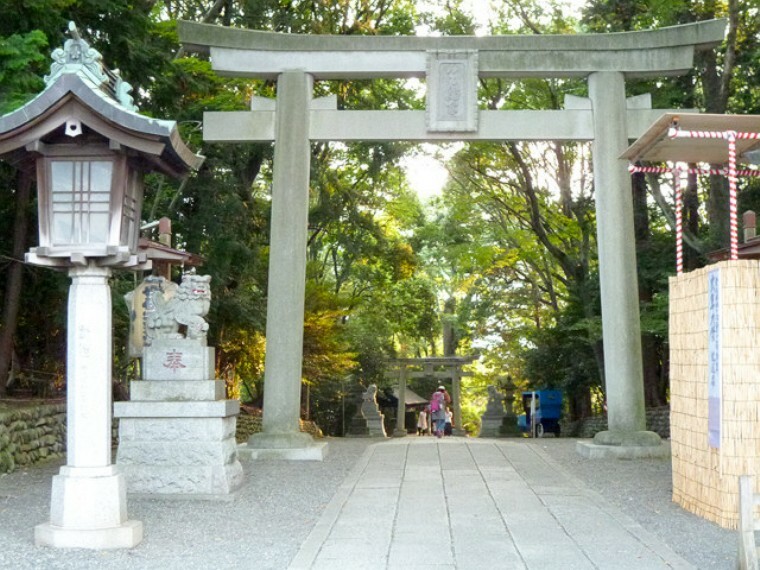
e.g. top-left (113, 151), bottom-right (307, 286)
top-left (442, 297), bottom-right (457, 356)
top-left (698, 0), bottom-right (739, 249)
top-left (707, 174), bottom-right (729, 249)
top-left (685, 169), bottom-right (700, 271)
top-left (0, 170), bottom-right (33, 396)
top-left (641, 335), bottom-right (665, 407)
top-left (632, 170), bottom-right (664, 407)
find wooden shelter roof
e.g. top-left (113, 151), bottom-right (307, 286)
top-left (621, 113), bottom-right (760, 165)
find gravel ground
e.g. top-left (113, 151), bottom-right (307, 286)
top-left (0, 438), bottom-right (370, 570)
top-left (0, 437), bottom-right (737, 569)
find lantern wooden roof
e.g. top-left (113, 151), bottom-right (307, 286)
top-left (0, 22), bottom-right (204, 177)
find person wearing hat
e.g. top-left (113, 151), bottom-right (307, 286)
top-left (429, 385), bottom-right (451, 438)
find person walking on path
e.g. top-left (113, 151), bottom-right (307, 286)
top-left (417, 407), bottom-right (429, 436)
top-left (430, 386), bottom-right (451, 438)
top-left (444, 407), bottom-right (453, 436)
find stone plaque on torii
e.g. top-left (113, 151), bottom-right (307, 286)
top-left (178, 19), bottom-right (726, 458)
top-left (386, 356), bottom-right (477, 437)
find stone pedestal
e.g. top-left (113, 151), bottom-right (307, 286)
top-left (479, 415), bottom-right (504, 438)
top-left (479, 388), bottom-right (505, 438)
top-left (115, 339), bottom-right (243, 498)
top-left (479, 386), bottom-right (519, 438)
top-left (347, 385), bottom-right (386, 437)
top-left (346, 410), bottom-right (370, 437)
top-left (35, 465), bottom-right (143, 548)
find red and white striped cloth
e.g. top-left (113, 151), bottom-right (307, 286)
top-left (628, 165), bottom-right (760, 177)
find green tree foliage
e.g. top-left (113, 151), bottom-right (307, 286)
top-left (0, 31), bottom-right (47, 114)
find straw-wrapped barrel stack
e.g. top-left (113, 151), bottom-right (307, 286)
top-left (670, 260), bottom-right (760, 529)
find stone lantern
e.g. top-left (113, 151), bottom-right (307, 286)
top-left (0, 23), bottom-right (203, 548)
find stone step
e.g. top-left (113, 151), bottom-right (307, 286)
top-left (118, 416), bottom-right (237, 442)
top-left (114, 399), bottom-right (239, 419)
top-left (116, 438), bottom-right (238, 466)
top-left (120, 461), bottom-right (244, 496)
top-left (130, 380), bottom-right (225, 401)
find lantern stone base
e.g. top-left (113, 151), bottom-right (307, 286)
top-left (35, 465), bottom-right (142, 549)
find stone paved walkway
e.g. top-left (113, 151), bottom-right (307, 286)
top-left (289, 438), bottom-right (692, 570)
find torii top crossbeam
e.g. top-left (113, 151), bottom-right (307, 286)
top-left (179, 20), bottom-right (725, 79)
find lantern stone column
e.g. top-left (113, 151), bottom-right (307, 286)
top-left (35, 264), bottom-right (142, 548)
top-left (582, 71), bottom-right (662, 456)
top-left (246, 70), bottom-right (325, 458)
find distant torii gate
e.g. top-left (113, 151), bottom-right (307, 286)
top-left (179, 19), bottom-right (726, 458)
top-left (388, 356), bottom-right (477, 436)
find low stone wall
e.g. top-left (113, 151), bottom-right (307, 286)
top-left (0, 403), bottom-right (66, 474)
top-left (561, 406), bottom-right (670, 439)
top-left (235, 410), bottom-right (323, 442)
top-left (0, 402), bottom-right (324, 475)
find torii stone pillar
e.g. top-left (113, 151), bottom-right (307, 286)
top-left (245, 71), bottom-right (326, 459)
top-left (581, 71), bottom-right (662, 455)
top-left (393, 366), bottom-right (408, 437)
top-left (451, 368), bottom-right (464, 436)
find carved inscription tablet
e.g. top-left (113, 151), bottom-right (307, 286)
top-left (426, 50), bottom-right (478, 133)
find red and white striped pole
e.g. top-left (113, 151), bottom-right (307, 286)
top-left (674, 166), bottom-right (684, 274)
top-left (727, 131), bottom-right (739, 260)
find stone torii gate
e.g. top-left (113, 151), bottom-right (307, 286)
top-left (179, 19), bottom-right (726, 458)
top-left (388, 356), bottom-right (477, 437)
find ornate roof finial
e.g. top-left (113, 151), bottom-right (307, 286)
top-left (44, 21), bottom-right (137, 112)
